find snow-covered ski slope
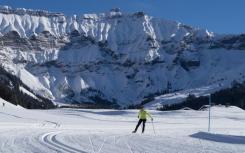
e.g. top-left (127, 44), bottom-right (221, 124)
top-left (1, 98), bottom-right (245, 153)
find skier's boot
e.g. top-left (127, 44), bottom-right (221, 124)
top-left (132, 130), bottom-right (136, 133)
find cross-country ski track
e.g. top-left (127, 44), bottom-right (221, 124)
top-left (1, 99), bottom-right (245, 153)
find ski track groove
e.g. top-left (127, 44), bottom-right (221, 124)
top-left (87, 133), bottom-right (134, 153)
top-left (52, 134), bottom-right (87, 153)
top-left (41, 132), bottom-right (73, 153)
top-left (96, 137), bottom-right (107, 153)
top-left (1, 110), bottom-right (60, 128)
top-left (198, 138), bottom-right (205, 153)
top-left (41, 131), bottom-right (87, 153)
top-left (124, 135), bottom-right (134, 153)
top-left (88, 133), bottom-right (95, 153)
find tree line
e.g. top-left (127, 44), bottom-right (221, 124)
top-left (0, 67), bottom-right (55, 109)
top-left (158, 82), bottom-right (245, 111)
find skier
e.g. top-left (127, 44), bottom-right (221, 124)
top-left (132, 106), bottom-right (153, 133)
top-left (2, 102), bottom-right (5, 107)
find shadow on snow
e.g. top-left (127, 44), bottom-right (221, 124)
top-left (190, 132), bottom-right (245, 144)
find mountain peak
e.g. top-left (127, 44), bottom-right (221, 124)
top-left (0, 5), bottom-right (64, 17)
top-left (1, 5), bottom-right (238, 108)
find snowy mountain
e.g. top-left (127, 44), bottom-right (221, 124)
top-left (0, 66), bottom-right (54, 108)
top-left (1, 5), bottom-right (245, 108)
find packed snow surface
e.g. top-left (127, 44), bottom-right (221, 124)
top-left (1, 98), bottom-right (245, 153)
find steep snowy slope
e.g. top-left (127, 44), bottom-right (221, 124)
top-left (0, 66), bottom-right (55, 108)
top-left (1, 5), bottom-right (245, 107)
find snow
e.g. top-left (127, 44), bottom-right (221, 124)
top-left (1, 5), bottom-right (245, 107)
top-left (0, 5), bottom-right (198, 44)
top-left (19, 86), bottom-right (39, 100)
top-left (145, 84), bottom-right (223, 109)
top-left (147, 48), bottom-right (245, 109)
top-left (0, 6), bottom-right (218, 104)
top-left (1, 5), bottom-right (245, 152)
top-left (1, 98), bottom-right (245, 152)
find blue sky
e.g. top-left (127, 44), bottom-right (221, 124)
top-left (1, 0), bottom-right (244, 34)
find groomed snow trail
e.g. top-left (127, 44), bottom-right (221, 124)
top-left (1, 100), bottom-right (245, 153)
top-left (40, 131), bottom-right (87, 153)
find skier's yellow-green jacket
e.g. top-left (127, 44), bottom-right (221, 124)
top-left (138, 109), bottom-right (153, 120)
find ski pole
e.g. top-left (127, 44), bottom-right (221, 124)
top-left (151, 119), bottom-right (156, 135)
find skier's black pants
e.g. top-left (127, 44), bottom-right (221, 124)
top-left (134, 119), bottom-right (146, 133)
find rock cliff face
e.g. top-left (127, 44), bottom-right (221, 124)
top-left (1, 6), bottom-right (245, 107)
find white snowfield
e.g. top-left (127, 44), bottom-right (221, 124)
top-left (1, 98), bottom-right (245, 153)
